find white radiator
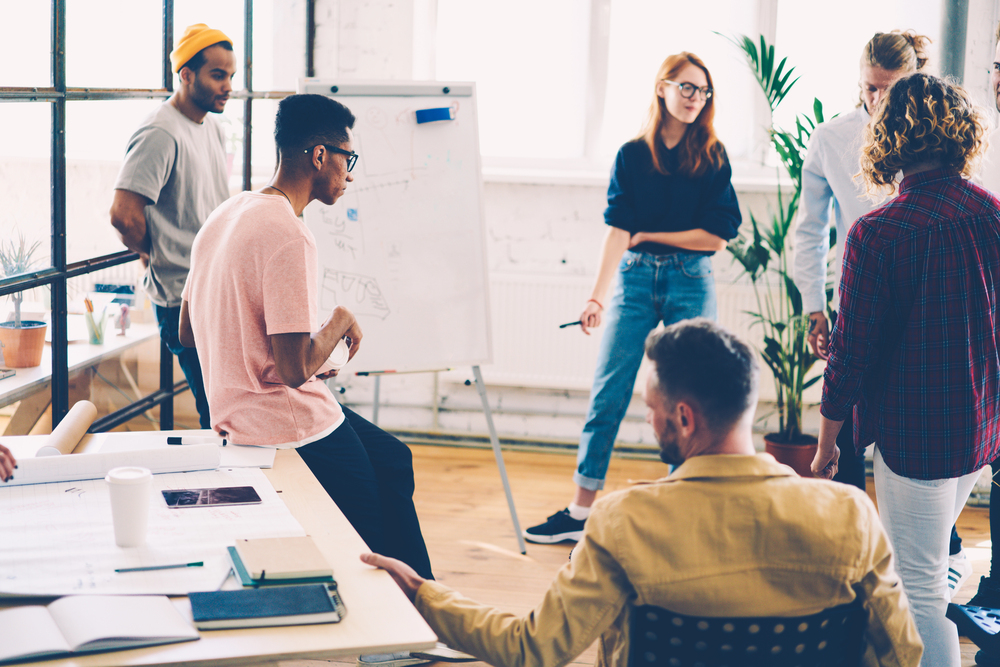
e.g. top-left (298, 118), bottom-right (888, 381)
top-left (472, 273), bottom-right (603, 390)
top-left (473, 273), bottom-right (811, 402)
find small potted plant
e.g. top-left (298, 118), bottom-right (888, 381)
top-left (0, 232), bottom-right (47, 368)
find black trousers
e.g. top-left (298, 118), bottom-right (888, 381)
top-left (297, 405), bottom-right (434, 579)
top-left (833, 409), bottom-right (866, 490)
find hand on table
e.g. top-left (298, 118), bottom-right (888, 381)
top-left (360, 552), bottom-right (426, 602)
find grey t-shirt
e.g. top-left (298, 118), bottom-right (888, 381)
top-left (114, 102), bottom-right (230, 307)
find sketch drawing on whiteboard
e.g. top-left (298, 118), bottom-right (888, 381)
top-left (321, 269), bottom-right (390, 320)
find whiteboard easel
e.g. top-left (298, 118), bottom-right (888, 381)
top-left (300, 80), bottom-right (525, 553)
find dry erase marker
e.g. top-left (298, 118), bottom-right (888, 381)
top-left (116, 561), bottom-right (204, 573)
top-left (559, 320), bottom-right (583, 328)
top-left (167, 436), bottom-right (227, 446)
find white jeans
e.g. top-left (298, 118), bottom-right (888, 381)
top-left (874, 447), bottom-right (981, 667)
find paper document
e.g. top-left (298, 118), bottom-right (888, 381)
top-left (0, 468), bottom-right (305, 597)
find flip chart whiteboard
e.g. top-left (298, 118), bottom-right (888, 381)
top-left (299, 80), bottom-right (492, 373)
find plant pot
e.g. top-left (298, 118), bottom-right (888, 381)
top-left (0, 320), bottom-right (47, 368)
top-left (764, 432), bottom-right (819, 478)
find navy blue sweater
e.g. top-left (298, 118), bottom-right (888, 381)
top-left (604, 139), bottom-right (742, 255)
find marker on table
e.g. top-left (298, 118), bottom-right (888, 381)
top-left (167, 436), bottom-right (227, 447)
top-left (559, 320), bottom-right (583, 329)
top-left (116, 561), bottom-right (204, 573)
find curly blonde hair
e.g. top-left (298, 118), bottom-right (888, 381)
top-left (859, 73), bottom-right (987, 196)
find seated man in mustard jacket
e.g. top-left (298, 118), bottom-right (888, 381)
top-left (364, 319), bottom-right (923, 667)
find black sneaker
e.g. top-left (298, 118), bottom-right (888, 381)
top-left (969, 576), bottom-right (1000, 608)
top-left (523, 509), bottom-right (586, 544)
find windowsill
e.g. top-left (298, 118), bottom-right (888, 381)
top-left (482, 163), bottom-right (795, 193)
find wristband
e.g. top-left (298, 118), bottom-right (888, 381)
top-left (587, 298), bottom-right (604, 310)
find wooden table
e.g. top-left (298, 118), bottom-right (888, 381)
top-left (1, 437), bottom-right (439, 666)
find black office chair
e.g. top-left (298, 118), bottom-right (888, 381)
top-left (629, 599), bottom-right (865, 667)
top-left (946, 603), bottom-right (1000, 665)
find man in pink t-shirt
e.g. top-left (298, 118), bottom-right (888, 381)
top-left (179, 94), bottom-right (432, 579)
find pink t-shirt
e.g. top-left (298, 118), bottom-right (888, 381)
top-left (183, 192), bottom-right (344, 447)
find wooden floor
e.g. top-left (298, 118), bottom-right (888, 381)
top-left (279, 444), bottom-right (990, 667)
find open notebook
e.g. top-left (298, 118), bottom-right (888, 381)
top-left (0, 595), bottom-right (198, 664)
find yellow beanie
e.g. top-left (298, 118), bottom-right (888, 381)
top-left (170, 24), bottom-right (233, 73)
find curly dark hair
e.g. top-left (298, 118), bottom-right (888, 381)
top-left (859, 73), bottom-right (987, 196)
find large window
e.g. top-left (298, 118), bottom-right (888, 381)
top-left (0, 1), bottom-right (298, 430)
top-left (434, 0), bottom-right (944, 175)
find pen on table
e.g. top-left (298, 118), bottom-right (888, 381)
top-left (116, 561), bottom-right (204, 573)
top-left (167, 436), bottom-right (227, 446)
top-left (559, 320), bottom-right (583, 329)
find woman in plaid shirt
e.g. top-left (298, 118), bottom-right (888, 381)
top-left (813, 73), bottom-right (998, 667)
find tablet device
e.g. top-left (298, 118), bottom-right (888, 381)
top-left (162, 486), bottom-right (262, 508)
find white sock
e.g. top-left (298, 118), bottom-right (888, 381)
top-left (567, 503), bottom-right (591, 521)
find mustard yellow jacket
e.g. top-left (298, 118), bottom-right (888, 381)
top-left (416, 454), bottom-right (922, 667)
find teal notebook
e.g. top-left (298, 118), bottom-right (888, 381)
top-left (227, 546), bottom-right (335, 587)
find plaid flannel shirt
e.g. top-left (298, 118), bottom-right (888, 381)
top-left (821, 169), bottom-right (1000, 480)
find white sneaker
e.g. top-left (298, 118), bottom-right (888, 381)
top-left (946, 551), bottom-right (974, 602)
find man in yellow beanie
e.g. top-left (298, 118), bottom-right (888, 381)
top-left (109, 24), bottom-right (237, 429)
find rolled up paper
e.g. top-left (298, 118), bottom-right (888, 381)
top-left (8, 444), bottom-right (221, 487)
top-left (36, 400), bottom-right (99, 457)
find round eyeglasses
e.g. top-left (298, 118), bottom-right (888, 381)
top-left (661, 80), bottom-right (713, 101)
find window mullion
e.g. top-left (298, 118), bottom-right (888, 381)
top-left (582, 0), bottom-right (611, 165)
top-left (50, 0), bottom-right (69, 426)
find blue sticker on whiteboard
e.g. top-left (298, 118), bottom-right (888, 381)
top-left (347, 208), bottom-right (358, 221)
top-left (415, 107), bottom-right (454, 124)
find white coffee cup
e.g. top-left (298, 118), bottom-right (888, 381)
top-left (327, 337), bottom-right (351, 370)
top-left (105, 466), bottom-right (152, 547)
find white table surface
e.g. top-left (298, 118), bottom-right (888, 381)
top-left (0, 432), bottom-right (438, 666)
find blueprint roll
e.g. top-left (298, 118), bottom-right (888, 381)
top-left (36, 400), bottom-right (98, 456)
top-left (10, 444), bottom-right (221, 487)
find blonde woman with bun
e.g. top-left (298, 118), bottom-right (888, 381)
top-left (814, 73), bottom-right (997, 667)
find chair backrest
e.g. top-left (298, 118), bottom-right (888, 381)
top-left (629, 599), bottom-right (865, 667)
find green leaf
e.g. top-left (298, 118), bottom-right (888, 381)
top-left (784, 275), bottom-right (803, 315)
top-left (803, 375), bottom-right (823, 390)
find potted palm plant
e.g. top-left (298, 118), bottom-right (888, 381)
top-left (724, 34), bottom-right (832, 476)
top-left (0, 232), bottom-right (47, 368)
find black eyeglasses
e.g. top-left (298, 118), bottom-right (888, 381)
top-left (661, 80), bottom-right (713, 101)
top-left (305, 144), bottom-right (358, 172)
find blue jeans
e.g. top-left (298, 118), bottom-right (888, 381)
top-left (574, 250), bottom-right (716, 490)
top-left (154, 304), bottom-right (211, 430)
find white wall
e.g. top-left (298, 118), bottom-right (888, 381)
top-left (302, 0), bottom-right (837, 444)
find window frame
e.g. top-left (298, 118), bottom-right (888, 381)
top-left (0, 0), bottom-right (297, 429)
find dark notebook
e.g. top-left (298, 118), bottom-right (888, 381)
top-left (189, 583), bottom-right (346, 630)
